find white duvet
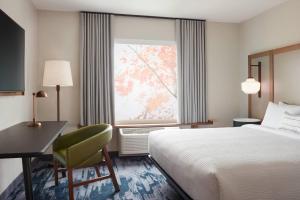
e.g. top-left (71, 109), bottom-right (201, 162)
top-left (148, 125), bottom-right (300, 200)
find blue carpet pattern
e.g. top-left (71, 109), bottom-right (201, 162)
top-left (3, 156), bottom-right (182, 200)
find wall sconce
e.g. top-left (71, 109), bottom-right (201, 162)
top-left (241, 61), bottom-right (262, 98)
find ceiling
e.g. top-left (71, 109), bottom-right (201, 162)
top-left (31, 0), bottom-right (288, 23)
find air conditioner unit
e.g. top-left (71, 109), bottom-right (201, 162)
top-left (119, 127), bottom-right (170, 156)
top-left (119, 129), bottom-right (149, 156)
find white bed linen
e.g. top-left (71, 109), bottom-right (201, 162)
top-left (148, 125), bottom-right (300, 200)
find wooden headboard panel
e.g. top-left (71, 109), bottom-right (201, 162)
top-left (248, 43), bottom-right (300, 119)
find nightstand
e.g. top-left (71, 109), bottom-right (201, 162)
top-left (233, 118), bottom-right (261, 127)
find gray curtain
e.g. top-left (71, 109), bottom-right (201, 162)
top-left (80, 12), bottom-right (115, 125)
top-left (176, 19), bottom-right (207, 123)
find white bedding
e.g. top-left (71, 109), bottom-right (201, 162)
top-left (148, 125), bottom-right (300, 200)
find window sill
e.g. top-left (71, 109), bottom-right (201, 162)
top-left (114, 120), bottom-right (213, 129)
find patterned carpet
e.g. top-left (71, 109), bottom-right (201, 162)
top-left (3, 156), bottom-right (182, 200)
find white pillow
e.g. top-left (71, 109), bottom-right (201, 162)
top-left (279, 112), bottom-right (300, 134)
top-left (262, 102), bottom-right (285, 129)
top-left (278, 102), bottom-right (300, 115)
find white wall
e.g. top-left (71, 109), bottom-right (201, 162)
top-left (36, 12), bottom-right (241, 132)
top-left (206, 22), bottom-right (240, 127)
top-left (0, 0), bottom-right (38, 194)
top-left (35, 11), bottom-right (118, 152)
top-left (239, 0), bottom-right (300, 116)
top-left (37, 11), bottom-right (80, 127)
top-left (32, 0), bottom-right (300, 150)
top-left (113, 15), bottom-right (175, 41)
top-left (274, 49), bottom-right (300, 104)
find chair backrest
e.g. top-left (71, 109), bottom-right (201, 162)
top-left (67, 124), bottom-right (112, 167)
top-left (78, 124), bottom-right (112, 143)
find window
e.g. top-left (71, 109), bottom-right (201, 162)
top-left (114, 41), bottom-right (178, 124)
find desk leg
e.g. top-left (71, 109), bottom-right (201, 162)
top-left (22, 157), bottom-right (33, 200)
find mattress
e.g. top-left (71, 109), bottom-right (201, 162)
top-left (148, 125), bottom-right (300, 200)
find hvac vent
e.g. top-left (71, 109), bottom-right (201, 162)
top-left (119, 127), bottom-right (164, 156)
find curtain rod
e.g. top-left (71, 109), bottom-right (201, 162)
top-left (80, 11), bottom-right (206, 22)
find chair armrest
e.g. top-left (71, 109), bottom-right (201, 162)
top-left (66, 129), bottom-right (112, 167)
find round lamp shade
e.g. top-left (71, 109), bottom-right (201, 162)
top-left (241, 78), bottom-right (260, 94)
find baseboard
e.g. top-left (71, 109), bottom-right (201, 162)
top-left (109, 151), bottom-right (119, 157)
top-left (0, 151), bottom-right (120, 199)
top-left (118, 153), bottom-right (149, 157)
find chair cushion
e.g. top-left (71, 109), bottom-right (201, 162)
top-left (54, 148), bottom-right (103, 168)
top-left (76, 150), bottom-right (103, 168)
top-left (53, 124), bottom-right (111, 168)
top-left (53, 149), bottom-right (67, 166)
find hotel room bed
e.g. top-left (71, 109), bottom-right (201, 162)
top-left (149, 125), bottom-right (300, 200)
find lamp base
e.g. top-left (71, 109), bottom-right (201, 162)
top-left (27, 121), bottom-right (42, 127)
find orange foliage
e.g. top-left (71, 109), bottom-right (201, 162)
top-left (114, 44), bottom-right (177, 120)
top-left (146, 94), bottom-right (169, 112)
top-left (114, 69), bottom-right (134, 96)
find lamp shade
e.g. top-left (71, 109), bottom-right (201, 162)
top-left (241, 78), bottom-right (260, 94)
top-left (43, 60), bottom-right (73, 87)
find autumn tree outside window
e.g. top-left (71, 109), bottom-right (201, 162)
top-left (114, 41), bottom-right (178, 124)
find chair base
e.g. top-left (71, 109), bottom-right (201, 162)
top-left (54, 146), bottom-right (120, 200)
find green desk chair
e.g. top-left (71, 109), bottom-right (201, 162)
top-left (53, 124), bottom-right (120, 200)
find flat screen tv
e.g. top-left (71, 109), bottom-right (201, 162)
top-left (0, 9), bottom-right (25, 95)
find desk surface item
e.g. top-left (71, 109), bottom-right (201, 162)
top-left (0, 121), bottom-right (67, 158)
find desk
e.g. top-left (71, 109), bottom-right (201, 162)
top-left (0, 121), bottom-right (67, 200)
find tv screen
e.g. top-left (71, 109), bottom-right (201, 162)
top-left (0, 9), bottom-right (25, 93)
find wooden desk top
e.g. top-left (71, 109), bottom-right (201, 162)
top-left (0, 121), bottom-right (67, 158)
